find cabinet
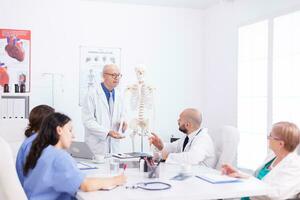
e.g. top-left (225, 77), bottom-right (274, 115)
top-left (0, 93), bottom-right (30, 119)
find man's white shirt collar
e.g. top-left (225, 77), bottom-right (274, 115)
top-left (186, 127), bottom-right (202, 140)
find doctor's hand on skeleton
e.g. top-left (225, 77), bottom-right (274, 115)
top-left (108, 130), bottom-right (125, 139)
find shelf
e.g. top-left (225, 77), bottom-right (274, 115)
top-left (1, 93), bottom-right (31, 97)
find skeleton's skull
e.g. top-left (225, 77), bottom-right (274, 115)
top-left (135, 66), bottom-right (146, 83)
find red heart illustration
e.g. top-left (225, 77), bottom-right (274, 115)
top-left (5, 36), bottom-right (25, 62)
top-left (0, 64), bottom-right (9, 87)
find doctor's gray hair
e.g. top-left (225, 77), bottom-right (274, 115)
top-left (102, 64), bottom-right (118, 77)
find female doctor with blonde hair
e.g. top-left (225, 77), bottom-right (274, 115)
top-left (222, 121), bottom-right (300, 200)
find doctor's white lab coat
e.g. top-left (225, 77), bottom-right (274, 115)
top-left (82, 86), bottom-right (125, 154)
top-left (164, 128), bottom-right (216, 168)
top-left (252, 151), bottom-right (300, 200)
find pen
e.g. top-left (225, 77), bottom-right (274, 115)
top-left (149, 159), bottom-right (162, 178)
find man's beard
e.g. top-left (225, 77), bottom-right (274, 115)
top-left (179, 124), bottom-right (188, 134)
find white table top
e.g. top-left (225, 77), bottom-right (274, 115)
top-left (77, 160), bottom-right (271, 200)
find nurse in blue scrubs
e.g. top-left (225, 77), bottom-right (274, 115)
top-left (23, 112), bottom-right (126, 200)
top-left (16, 104), bottom-right (55, 186)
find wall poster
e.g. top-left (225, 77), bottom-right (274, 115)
top-left (0, 29), bottom-right (31, 92)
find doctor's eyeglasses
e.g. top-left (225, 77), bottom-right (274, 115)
top-left (104, 73), bottom-right (122, 79)
top-left (267, 133), bottom-right (282, 141)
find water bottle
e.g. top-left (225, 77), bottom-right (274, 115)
top-left (139, 158), bottom-right (145, 172)
top-left (20, 83), bottom-right (26, 93)
top-left (3, 84), bottom-right (9, 93)
top-left (14, 84), bottom-right (19, 93)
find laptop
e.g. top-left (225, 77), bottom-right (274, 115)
top-left (68, 141), bottom-right (95, 160)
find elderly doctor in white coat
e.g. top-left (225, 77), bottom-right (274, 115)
top-left (222, 121), bottom-right (300, 200)
top-left (149, 108), bottom-right (216, 167)
top-left (82, 64), bottom-right (127, 154)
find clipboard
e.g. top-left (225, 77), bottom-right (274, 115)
top-left (195, 174), bottom-right (241, 184)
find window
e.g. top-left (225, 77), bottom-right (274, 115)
top-left (273, 11), bottom-right (300, 125)
top-left (237, 21), bottom-right (268, 169)
top-left (238, 10), bottom-right (300, 170)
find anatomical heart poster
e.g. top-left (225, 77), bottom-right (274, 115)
top-left (0, 29), bottom-right (31, 92)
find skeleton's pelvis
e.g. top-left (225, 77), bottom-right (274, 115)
top-left (129, 118), bottom-right (150, 130)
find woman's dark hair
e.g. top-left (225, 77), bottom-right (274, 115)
top-left (25, 105), bottom-right (55, 137)
top-left (23, 112), bottom-right (71, 175)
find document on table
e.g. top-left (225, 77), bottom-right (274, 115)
top-left (77, 162), bottom-right (97, 170)
top-left (196, 174), bottom-right (241, 184)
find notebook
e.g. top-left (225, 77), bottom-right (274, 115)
top-left (195, 174), bottom-right (241, 184)
top-left (77, 162), bottom-right (97, 170)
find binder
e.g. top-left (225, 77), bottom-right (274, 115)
top-left (1, 98), bottom-right (8, 119)
top-left (7, 99), bottom-right (14, 119)
top-left (13, 98), bottom-right (25, 119)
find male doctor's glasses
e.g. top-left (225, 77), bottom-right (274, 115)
top-left (104, 73), bottom-right (122, 79)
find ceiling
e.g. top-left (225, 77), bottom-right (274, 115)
top-left (88, 0), bottom-right (227, 9)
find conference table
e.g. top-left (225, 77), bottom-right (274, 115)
top-left (76, 159), bottom-right (272, 200)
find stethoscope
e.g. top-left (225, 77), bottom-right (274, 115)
top-left (125, 182), bottom-right (172, 191)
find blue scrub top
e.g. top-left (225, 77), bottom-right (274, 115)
top-left (23, 145), bottom-right (85, 200)
top-left (16, 133), bottom-right (37, 186)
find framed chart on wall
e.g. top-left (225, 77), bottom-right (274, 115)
top-left (79, 46), bottom-right (121, 106)
top-left (0, 29), bottom-right (31, 92)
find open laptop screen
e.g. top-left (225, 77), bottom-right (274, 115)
top-left (68, 142), bottom-right (95, 160)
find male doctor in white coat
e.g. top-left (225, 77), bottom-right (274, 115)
top-left (149, 108), bottom-right (216, 167)
top-left (82, 64), bottom-right (127, 154)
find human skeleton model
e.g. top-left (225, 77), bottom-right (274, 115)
top-left (88, 69), bottom-right (95, 87)
top-left (125, 67), bottom-right (155, 152)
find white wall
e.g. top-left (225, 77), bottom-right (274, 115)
top-left (0, 0), bottom-right (205, 151)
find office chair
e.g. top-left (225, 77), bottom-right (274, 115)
top-left (214, 125), bottom-right (240, 170)
top-left (0, 136), bottom-right (27, 200)
top-left (286, 192), bottom-right (300, 200)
